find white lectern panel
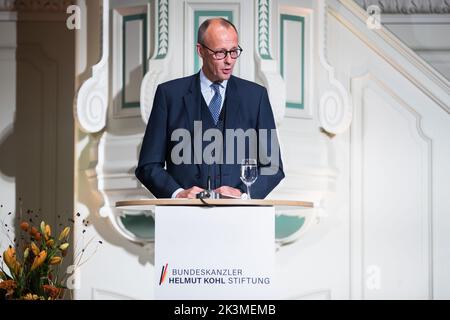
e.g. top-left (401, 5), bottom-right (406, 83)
top-left (155, 205), bottom-right (275, 300)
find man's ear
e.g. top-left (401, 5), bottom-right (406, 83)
top-left (196, 43), bottom-right (203, 58)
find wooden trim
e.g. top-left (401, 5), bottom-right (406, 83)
top-left (116, 199), bottom-right (314, 208)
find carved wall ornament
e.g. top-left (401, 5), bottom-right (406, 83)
top-left (155, 0), bottom-right (169, 59)
top-left (258, 0), bottom-right (272, 59)
top-left (356, 0), bottom-right (450, 14)
top-left (316, 0), bottom-right (353, 134)
top-left (75, 0), bottom-right (109, 133)
top-left (255, 0), bottom-right (286, 125)
top-left (140, 0), bottom-right (171, 123)
top-left (0, 0), bottom-right (15, 11)
top-left (0, 0), bottom-right (75, 12)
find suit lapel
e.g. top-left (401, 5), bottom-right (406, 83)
top-left (183, 72), bottom-right (202, 134)
top-left (183, 72), bottom-right (202, 177)
top-left (223, 76), bottom-right (241, 186)
top-left (224, 76), bottom-right (241, 131)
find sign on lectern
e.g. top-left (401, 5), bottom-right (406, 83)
top-left (155, 205), bottom-right (275, 299)
top-left (115, 199), bottom-right (313, 300)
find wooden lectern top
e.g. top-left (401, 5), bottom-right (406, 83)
top-left (116, 198), bottom-right (313, 208)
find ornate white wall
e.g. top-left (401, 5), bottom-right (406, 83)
top-left (73, 0), bottom-right (450, 299)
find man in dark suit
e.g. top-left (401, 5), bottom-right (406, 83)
top-left (136, 18), bottom-right (284, 199)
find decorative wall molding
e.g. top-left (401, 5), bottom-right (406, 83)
top-left (0, 11), bottom-right (16, 20)
top-left (139, 0), bottom-right (174, 123)
top-left (0, 0), bottom-right (15, 11)
top-left (257, 0), bottom-right (272, 59)
top-left (112, 5), bottom-right (148, 118)
top-left (75, 0), bottom-right (109, 133)
top-left (350, 73), bottom-right (433, 299)
top-left (380, 13), bottom-right (450, 23)
top-left (140, 67), bottom-right (164, 123)
top-left (255, 0), bottom-right (286, 126)
top-left (0, 0), bottom-right (75, 12)
top-left (255, 58), bottom-right (286, 126)
top-left (289, 289), bottom-right (332, 300)
top-left (85, 132), bottom-right (151, 243)
top-left (279, 9), bottom-right (314, 119)
top-left (333, 0), bottom-right (450, 114)
top-left (355, 0), bottom-right (450, 14)
top-left (275, 208), bottom-right (318, 245)
top-left (155, 0), bottom-right (168, 59)
top-left (92, 288), bottom-right (139, 300)
top-left (316, 0), bottom-right (353, 134)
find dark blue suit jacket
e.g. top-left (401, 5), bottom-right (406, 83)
top-left (135, 72), bottom-right (284, 198)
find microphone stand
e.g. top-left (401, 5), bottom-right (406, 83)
top-left (196, 165), bottom-right (219, 200)
top-left (207, 171), bottom-right (219, 199)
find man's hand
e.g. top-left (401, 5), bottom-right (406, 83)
top-left (176, 186), bottom-right (205, 199)
top-left (214, 186), bottom-right (242, 198)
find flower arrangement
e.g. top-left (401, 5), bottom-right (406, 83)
top-left (0, 203), bottom-right (101, 300)
top-left (0, 219), bottom-right (71, 300)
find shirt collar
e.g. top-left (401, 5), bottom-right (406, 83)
top-left (200, 69), bottom-right (228, 92)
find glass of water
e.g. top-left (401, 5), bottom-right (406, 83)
top-left (240, 159), bottom-right (258, 199)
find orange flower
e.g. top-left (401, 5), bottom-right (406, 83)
top-left (0, 279), bottom-right (17, 290)
top-left (0, 280), bottom-right (17, 297)
top-left (58, 227), bottom-right (70, 241)
top-left (49, 256), bottom-right (62, 265)
top-left (45, 224), bottom-right (51, 237)
top-left (2, 247), bottom-right (21, 276)
top-left (30, 250), bottom-right (47, 271)
top-left (44, 224), bottom-right (51, 241)
top-left (30, 242), bottom-right (39, 256)
top-left (43, 284), bottom-right (63, 300)
top-left (19, 221), bottom-right (29, 232)
top-left (22, 293), bottom-right (41, 300)
top-left (3, 246), bottom-right (16, 270)
top-left (1, 215), bottom-right (96, 299)
top-left (30, 226), bottom-right (38, 236)
top-left (59, 243), bottom-right (69, 251)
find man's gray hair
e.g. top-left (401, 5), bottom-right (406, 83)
top-left (197, 18), bottom-right (238, 45)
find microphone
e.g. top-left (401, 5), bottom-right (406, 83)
top-left (207, 174), bottom-right (211, 192)
top-left (206, 166), bottom-right (219, 199)
top-left (196, 164), bottom-right (219, 199)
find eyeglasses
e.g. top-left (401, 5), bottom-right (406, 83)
top-left (200, 44), bottom-right (243, 60)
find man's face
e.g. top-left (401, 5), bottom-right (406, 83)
top-left (197, 23), bottom-right (239, 82)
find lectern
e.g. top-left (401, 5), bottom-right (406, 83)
top-left (116, 199), bottom-right (313, 300)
